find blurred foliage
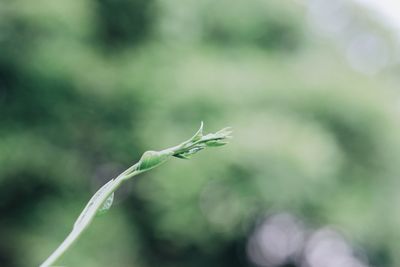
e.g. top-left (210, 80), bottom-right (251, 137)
top-left (95, 0), bottom-right (154, 48)
top-left (1, 0), bottom-right (400, 267)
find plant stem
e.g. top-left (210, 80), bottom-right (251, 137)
top-left (40, 167), bottom-right (141, 267)
top-left (39, 226), bottom-right (81, 267)
top-left (39, 123), bottom-right (231, 267)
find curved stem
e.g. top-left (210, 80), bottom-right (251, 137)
top-left (39, 226), bottom-right (82, 267)
top-left (40, 169), bottom-right (140, 267)
top-left (39, 123), bottom-right (231, 267)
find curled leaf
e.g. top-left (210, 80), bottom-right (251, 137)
top-left (205, 140), bottom-right (228, 147)
top-left (189, 121), bottom-right (204, 142)
top-left (97, 192), bottom-right (114, 215)
top-left (137, 150), bottom-right (173, 171)
top-left (174, 144), bottom-right (206, 159)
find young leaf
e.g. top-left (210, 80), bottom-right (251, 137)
top-left (97, 192), bottom-right (114, 215)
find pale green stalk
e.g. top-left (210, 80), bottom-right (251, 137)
top-left (40, 122), bottom-right (232, 267)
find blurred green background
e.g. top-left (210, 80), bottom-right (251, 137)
top-left (2, 0), bottom-right (400, 266)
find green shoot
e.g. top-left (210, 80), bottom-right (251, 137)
top-left (39, 122), bottom-right (232, 267)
